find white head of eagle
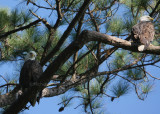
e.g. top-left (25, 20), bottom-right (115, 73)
top-left (131, 15), bottom-right (155, 51)
top-left (25, 51), bottom-right (37, 61)
top-left (139, 15), bottom-right (154, 22)
top-left (19, 51), bottom-right (43, 106)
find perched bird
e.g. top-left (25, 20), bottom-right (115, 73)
top-left (131, 15), bottom-right (155, 51)
top-left (19, 51), bottom-right (43, 106)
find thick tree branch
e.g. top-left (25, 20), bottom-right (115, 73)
top-left (2, 30), bottom-right (160, 113)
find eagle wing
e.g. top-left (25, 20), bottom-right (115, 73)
top-left (131, 22), bottom-right (155, 51)
top-left (19, 60), bottom-right (43, 89)
top-left (19, 60), bottom-right (43, 106)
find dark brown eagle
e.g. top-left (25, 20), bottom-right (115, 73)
top-left (19, 51), bottom-right (43, 106)
top-left (131, 15), bottom-right (155, 51)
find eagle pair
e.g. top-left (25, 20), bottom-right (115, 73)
top-left (19, 15), bottom-right (154, 107)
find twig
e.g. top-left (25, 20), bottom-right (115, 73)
top-left (29, 0), bottom-right (54, 10)
top-left (141, 68), bottom-right (160, 80)
top-left (0, 75), bottom-right (8, 83)
top-left (87, 81), bottom-right (94, 114)
top-left (100, 75), bottom-right (109, 93)
top-left (0, 83), bottom-right (18, 88)
top-left (0, 25), bottom-right (7, 32)
top-left (44, 0), bottom-right (53, 8)
top-left (29, 10), bottom-right (52, 30)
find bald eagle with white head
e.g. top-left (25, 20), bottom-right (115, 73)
top-left (131, 15), bottom-right (155, 51)
top-left (19, 51), bottom-right (43, 106)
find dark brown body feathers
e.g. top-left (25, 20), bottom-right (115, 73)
top-left (19, 60), bottom-right (43, 106)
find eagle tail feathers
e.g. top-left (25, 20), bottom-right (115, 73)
top-left (30, 94), bottom-right (37, 106)
top-left (37, 90), bottom-right (42, 104)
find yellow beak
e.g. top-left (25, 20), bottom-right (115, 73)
top-left (150, 17), bottom-right (154, 21)
top-left (30, 53), bottom-right (34, 58)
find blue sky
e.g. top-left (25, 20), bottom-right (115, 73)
top-left (1, 0), bottom-right (160, 114)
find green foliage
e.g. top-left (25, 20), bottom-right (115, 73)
top-left (106, 17), bottom-right (126, 35)
top-left (76, 52), bottom-right (96, 74)
top-left (125, 68), bottom-right (145, 80)
top-left (56, 60), bottom-right (72, 75)
top-left (120, 0), bottom-right (151, 9)
top-left (10, 8), bottom-right (32, 28)
top-left (60, 95), bottom-right (71, 107)
top-left (90, 80), bottom-right (101, 95)
top-left (10, 9), bottom-right (22, 27)
top-left (140, 82), bottom-right (153, 94)
top-left (4, 27), bottom-right (44, 58)
top-left (61, 0), bottom-right (82, 9)
top-left (111, 50), bottom-right (132, 69)
top-left (111, 80), bottom-right (130, 97)
top-left (0, 8), bottom-right (10, 33)
top-left (92, 99), bottom-right (102, 110)
top-left (131, 52), bottom-right (141, 59)
top-left (74, 85), bottom-right (85, 92)
top-left (124, 18), bottom-right (137, 32)
top-left (93, 0), bottom-right (108, 9)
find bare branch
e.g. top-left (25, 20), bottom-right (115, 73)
top-left (29, 10), bottom-right (52, 30)
top-left (29, 0), bottom-right (55, 10)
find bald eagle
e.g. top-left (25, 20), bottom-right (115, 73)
top-left (19, 51), bottom-right (43, 106)
top-left (131, 15), bottom-right (155, 51)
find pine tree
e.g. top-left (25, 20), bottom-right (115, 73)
top-left (0, 0), bottom-right (160, 113)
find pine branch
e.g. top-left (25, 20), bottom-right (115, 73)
top-left (0, 19), bottom-right (41, 40)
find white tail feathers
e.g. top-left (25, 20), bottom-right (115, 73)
top-left (138, 45), bottom-right (145, 51)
